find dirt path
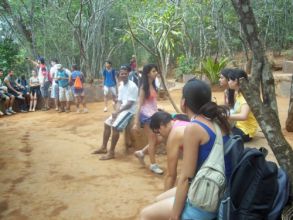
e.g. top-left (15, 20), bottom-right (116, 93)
top-left (0, 89), bottom-right (292, 220)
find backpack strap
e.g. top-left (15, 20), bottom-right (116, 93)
top-left (201, 122), bottom-right (225, 174)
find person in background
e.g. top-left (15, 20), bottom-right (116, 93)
top-left (130, 55), bottom-right (137, 72)
top-left (0, 69), bottom-right (16, 115)
top-left (228, 69), bottom-right (258, 142)
top-left (70, 64), bottom-right (88, 113)
top-left (4, 70), bottom-right (28, 112)
top-left (102, 60), bottom-right (117, 112)
top-left (29, 70), bottom-right (41, 112)
top-left (27, 57), bottom-right (51, 110)
top-left (50, 59), bottom-right (59, 111)
top-left (133, 64), bottom-right (163, 175)
top-left (219, 68), bottom-right (235, 108)
top-left (56, 64), bottom-right (70, 113)
top-left (92, 65), bottom-right (138, 160)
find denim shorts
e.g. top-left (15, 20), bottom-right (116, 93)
top-left (181, 200), bottom-right (217, 220)
top-left (40, 81), bottom-right (50, 98)
top-left (139, 113), bottom-right (152, 127)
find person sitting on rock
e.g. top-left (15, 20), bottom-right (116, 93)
top-left (92, 65), bottom-right (138, 160)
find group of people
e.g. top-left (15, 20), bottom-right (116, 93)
top-left (1, 54), bottom-right (258, 218)
top-left (0, 57), bottom-right (88, 116)
top-left (27, 57), bottom-right (88, 114)
top-left (92, 62), bottom-right (258, 219)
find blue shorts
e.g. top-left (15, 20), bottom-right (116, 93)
top-left (181, 200), bottom-right (217, 220)
top-left (139, 113), bottom-right (152, 127)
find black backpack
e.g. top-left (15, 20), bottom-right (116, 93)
top-left (218, 147), bottom-right (290, 220)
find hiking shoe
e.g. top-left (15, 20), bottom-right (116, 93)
top-left (5, 110), bottom-right (12, 115)
top-left (8, 109), bottom-right (16, 114)
top-left (83, 108), bottom-right (88, 113)
top-left (103, 107), bottom-right (107, 112)
top-left (149, 164), bottom-right (164, 175)
top-left (134, 150), bottom-right (146, 166)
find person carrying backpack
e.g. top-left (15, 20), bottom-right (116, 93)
top-left (70, 64), bottom-right (88, 113)
top-left (140, 79), bottom-right (233, 220)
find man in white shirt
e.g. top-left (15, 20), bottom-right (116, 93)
top-left (50, 59), bottom-right (59, 110)
top-left (92, 65), bottom-right (138, 160)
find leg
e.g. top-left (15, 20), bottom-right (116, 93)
top-left (140, 197), bottom-right (173, 220)
top-left (104, 95), bottom-right (108, 111)
top-left (75, 95), bottom-right (80, 110)
top-left (54, 98), bottom-right (59, 110)
top-left (33, 93), bottom-right (37, 111)
top-left (100, 128), bottom-right (119, 160)
top-left (155, 187), bottom-right (176, 202)
top-left (145, 124), bottom-right (158, 164)
top-left (103, 86), bottom-right (109, 112)
top-left (92, 123), bottom-right (111, 154)
top-left (29, 93), bottom-right (33, 111)
top-left (9, 95), bottom-right (15, 113)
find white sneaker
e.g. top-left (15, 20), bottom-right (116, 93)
top-left (149, 164), bottom-right (164, 175)
top-left (83, 108), bottom-right (88, 113)
top-left (76, 108), bottom-right (81, 113)
top-left (103, 107), bottom-right (107, 112)
top-left (134, 150), bottom-right (145, 166)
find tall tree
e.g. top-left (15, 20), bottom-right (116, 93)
top-left (230, 0), bottom-right (293, 216)
top-left (286, 76), bottom-right (293, 132)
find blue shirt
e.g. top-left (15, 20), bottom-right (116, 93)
top-left (103, 68), bottom-right (116, 87)
top-left (71, 71), bottom-right (84, 83)
top-left (57, 70), bottom-right (69, 88)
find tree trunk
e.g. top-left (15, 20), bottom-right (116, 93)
top-left (286, 74), bottom-right (293, 131)
top-left (231, 2), bottom-right (293, 217)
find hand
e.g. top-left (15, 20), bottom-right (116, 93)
top-left (17, 92), bottom-right (22, 96)
top-left (112, 112), bottom-right (118, 119)
top-left (169, 213), bottom-right (180, 220)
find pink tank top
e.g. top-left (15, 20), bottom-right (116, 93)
top-left (140, 89), bottom-right (158, 117)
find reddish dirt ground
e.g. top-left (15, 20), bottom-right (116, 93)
top-left (0, 88), bottom-right (292, 220)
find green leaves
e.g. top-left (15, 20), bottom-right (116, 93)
top-left (201, 57), bottom-right (228, 85)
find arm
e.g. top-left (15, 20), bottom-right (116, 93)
top-left (133, 87), bottom-right (145, 128)
top-left (27, 58), bottom-right (39, 67)
top-left (164, 130), bottom-right (181, 191)
top-left (112, 100), bottom-right (135, 118)
top-left (4, 78), bottom-right (21, 95)
top-left (229, 103), bottom-right (250, 121)
top-left (171, 124), bottom-right (201, 219)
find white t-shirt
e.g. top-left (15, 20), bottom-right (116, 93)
top-left (29, 76), bottom-right (40, 87)
top-left (118, 80), bottom-right (138, 114)
top-left (50, 64), bottom-right (58, 84)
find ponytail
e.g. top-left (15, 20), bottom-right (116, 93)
top-left (198, 102), bottom-right (230, 134)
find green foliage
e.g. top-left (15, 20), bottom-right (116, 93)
top-left (201, 57), bottom-right (228, 84)
top-left (0, 38), bottom-right (27, 76)
top-left (175, 55), bottom-right (198, 79)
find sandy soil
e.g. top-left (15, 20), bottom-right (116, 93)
top-left (0, 89), bottom-right (292, 220)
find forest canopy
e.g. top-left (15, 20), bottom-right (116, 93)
top-left (0, 0), bottom-right (292, 78)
